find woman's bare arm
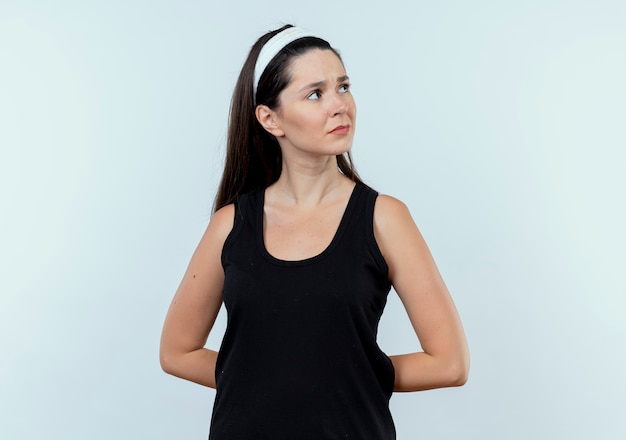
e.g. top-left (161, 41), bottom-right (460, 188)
top-left (159, 204), bottom-right (234, 388)
top-left (374, 195), bottom-right (469, 392)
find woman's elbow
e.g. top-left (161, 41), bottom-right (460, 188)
top-left (450, 365), bottom-right (469, 387)
top-left (159, 348), bottom-right (178, 375)
top-left (448, 355), bottom-right (470, 387)
top-left (159, 352), bottom-right (170, 374)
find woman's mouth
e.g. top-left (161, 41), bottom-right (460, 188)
top-left (330, 125), bottom-right (350, 135)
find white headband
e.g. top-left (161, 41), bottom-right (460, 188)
top-left (253, 27), bottom-right (315, 99)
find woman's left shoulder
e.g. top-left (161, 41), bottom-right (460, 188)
top-left (372, 193), bottom-right (427, 260)
top-left (373, 193), bottom-right (415, 228)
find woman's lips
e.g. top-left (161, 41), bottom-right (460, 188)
top-left (330, 125), bottom-right (350, 135)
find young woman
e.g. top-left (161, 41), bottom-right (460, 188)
top-left (160, 25), bottom-right (469, 439)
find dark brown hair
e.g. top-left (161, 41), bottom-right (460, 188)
top-left (213, 24), bottom-right (365, 212)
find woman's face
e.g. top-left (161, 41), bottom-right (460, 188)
top-left (270, 49), bottom-right (356, 159)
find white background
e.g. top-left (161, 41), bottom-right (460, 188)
top-left (1, 1), bottom-right (625, 438)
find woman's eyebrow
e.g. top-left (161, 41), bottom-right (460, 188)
top-left (298, 76), bottom-right (350, 93)
top-left (299, 80), bottom-right (326, 92)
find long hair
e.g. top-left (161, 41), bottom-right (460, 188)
top-left (213, 25), bottom-right (365, 212)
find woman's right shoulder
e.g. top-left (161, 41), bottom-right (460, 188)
top-left (206, 203), bottom-right (236, 243)
top-left (183, 203), bottom-right (236, 279)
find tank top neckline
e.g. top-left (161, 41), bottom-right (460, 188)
top-left (256, 183), bottom-right (363, 267)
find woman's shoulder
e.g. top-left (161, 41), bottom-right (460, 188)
top-left (372, 192), bottom-right (421, 248)
top-left (373, 193), bottom-right (412, 224)
top-left (207, 204), bottom-right (236, 243)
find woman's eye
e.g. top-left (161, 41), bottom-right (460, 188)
top-left (339, 83), bottom-right (351, 93)
top-left (307, 90), bottom-right (321, 100)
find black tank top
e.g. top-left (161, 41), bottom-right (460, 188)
top-left (209, 184), bottom-right (395, 440)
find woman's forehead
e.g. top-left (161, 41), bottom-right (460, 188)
top-left (286, 49), bottom-right (346, 84)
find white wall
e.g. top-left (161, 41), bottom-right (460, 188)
top-left (1, 1), bottom-right (624, 438)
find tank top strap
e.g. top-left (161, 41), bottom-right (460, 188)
top-left (351, 184), bottom-right (389, 275)
top-left (221, 189), bottom-right (261, 261)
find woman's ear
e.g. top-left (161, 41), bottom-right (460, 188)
top-left (255, 105), bottom-right (285, 137)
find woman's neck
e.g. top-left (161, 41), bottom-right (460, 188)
top-left (269, 156), bottom-right (353, 207)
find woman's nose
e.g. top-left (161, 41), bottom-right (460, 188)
top-left (329, 92), bottom-right (348, 116)
top-left (331, 96), bottom-right (348, 116)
